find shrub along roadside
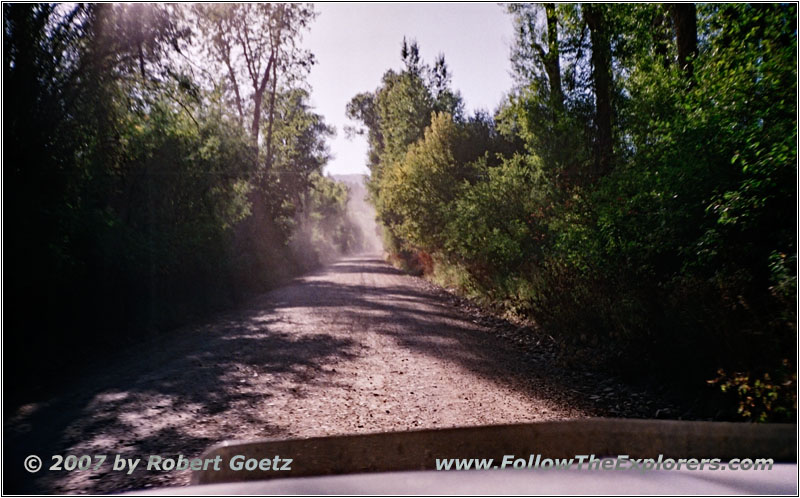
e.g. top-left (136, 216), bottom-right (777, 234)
top-left (349, 4), bottom-right (796, 422)
top-left (4, 4), bottom-right (364, 407)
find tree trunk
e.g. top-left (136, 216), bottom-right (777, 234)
top-left (584, 3), bottom-right (613, 176)
top-left (251, 91), bottom-right (262, 146)
top-left (219, 33), bottom-right (244, 128)
top-left (544, 3), bottom-right (563, 112)
top-left (652, 10), bottom-right (671, 70)
top-left (264, 50), bottom-right (278, 173)
top-left (668, 3), bottom-right (698, 78)
top-left (137, 42), bottom-right (146, 79)
top-left (250, 54), bottom-right (276, 154)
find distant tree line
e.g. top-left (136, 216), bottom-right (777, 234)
top-left (347, 4), bottom-right (796, 421)
top-left (4, 3), bottom-right (363, 401)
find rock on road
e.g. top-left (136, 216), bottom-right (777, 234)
top-left (5, 254), bottom-right (593, 494)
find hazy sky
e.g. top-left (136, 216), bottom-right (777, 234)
top-left (302, 3), bottom-right (516, 176)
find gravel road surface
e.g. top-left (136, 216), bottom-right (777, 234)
top-left (4, 254), bottom-right (671, 494)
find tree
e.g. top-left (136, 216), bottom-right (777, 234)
top-left (509, 3), bottom-right (563, 113)
top-left (378, 112), bottom-right (481, 250)
top-left (584, 3), bottom-right (614, 176)
top-left (346, 39), bottom-right (463, 199)
top-left (4, 2), bottom-right (352, 402)
top-left (193, 3), bottom-right (316, 169)
top-left (668, 3), bottom-right (697, 78)
top-left (271, 87), bottom-right (335, 212)
top-left (345, 91), bottom-right (383, 170)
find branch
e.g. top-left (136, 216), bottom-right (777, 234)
top-left (531, 40), bottom-right (548, 62)
top-left (219, 35), bottom-right (244, 126)
top-left (165, 87), bottom-right (201, 130)
top-left (235, 21), bottom-right (259, 89)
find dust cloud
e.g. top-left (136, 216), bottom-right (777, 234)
top-left (334, 174), bottom-right (383, 254)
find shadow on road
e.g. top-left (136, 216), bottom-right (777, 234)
top-left (273, 259), bottom-right (578, 404)
top-left (4, 302), bottom-right (358, 494)
top-left (5, 254), bottom-right (616, 494)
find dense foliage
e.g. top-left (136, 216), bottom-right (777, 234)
top-left (348, 4), bottom-right (796, 420)
top-left (4, 3), bottom-right (363, 400)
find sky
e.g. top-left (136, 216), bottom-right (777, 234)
top-left (301, 3), bottom-right (517, 176)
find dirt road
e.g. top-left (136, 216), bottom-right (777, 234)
top-left (5, 254), bottom-right (668, 494)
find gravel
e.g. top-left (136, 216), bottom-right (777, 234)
top-left (4, 254), bottom-right (677, 494)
